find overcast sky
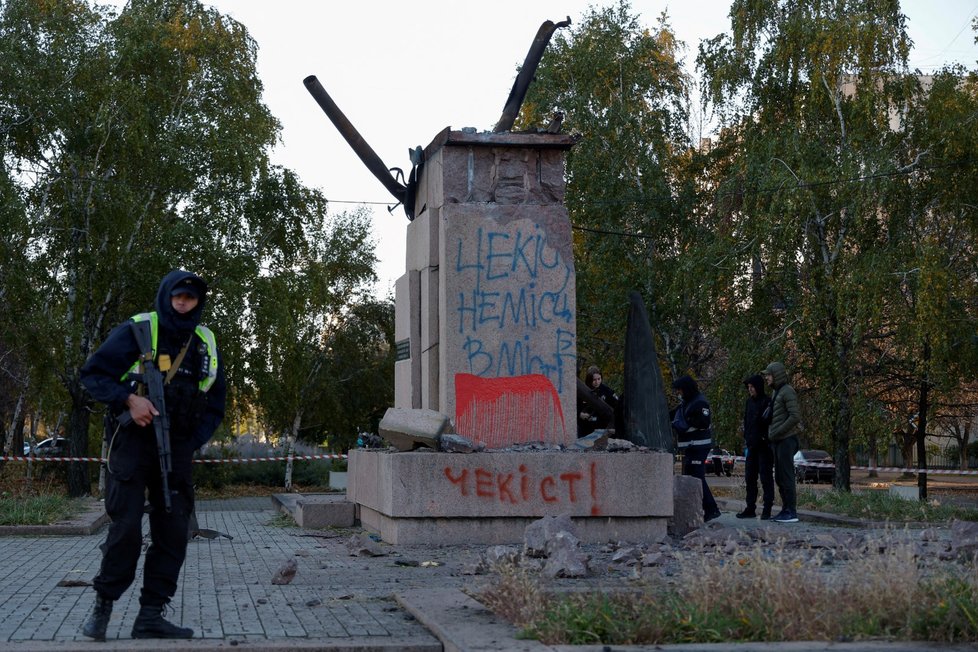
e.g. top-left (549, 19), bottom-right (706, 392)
top-left (130, 1), bottom-right (978, 296)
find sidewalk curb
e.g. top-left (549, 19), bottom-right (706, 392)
top-left (715, 498), bottom-right (927, 528)
top-left (395, 588), bottom-right (972, 652)
top-left (0, 498), bottom-right (108, 536)
top-left (396, 588), bottom-right (552, 652)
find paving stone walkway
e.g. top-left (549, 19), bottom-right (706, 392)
top-left (0, 496), bottom-right (445, 650)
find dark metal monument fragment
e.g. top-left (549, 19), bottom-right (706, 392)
top-left (623, 291), bottom-right (674, 452)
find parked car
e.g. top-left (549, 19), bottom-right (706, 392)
top-left (794, 449), bottom-right (835, 483)
top-left (708, 447), bottom-right (735, 477)
top-left (25, 437), bottom-right (69, 456)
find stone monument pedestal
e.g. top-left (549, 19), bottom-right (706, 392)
top-left (346, 449), bottom-right (673, 544)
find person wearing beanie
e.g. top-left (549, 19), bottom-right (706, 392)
top-left (736, 375), bottom-right (775, 519)
top-left (671, 375), bottom-right (721, 522)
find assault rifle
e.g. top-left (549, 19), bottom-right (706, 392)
top-left (118, 321), bottom-right (174, 513)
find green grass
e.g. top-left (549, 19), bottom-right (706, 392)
top-left (266, 512), bottom-right (297, 528)
top-left (712, 484), bottom-right (978, 522)
top-left (796, 487), bottom-right (978, 522)
top-left (0, 494), bottom-right (82, 525)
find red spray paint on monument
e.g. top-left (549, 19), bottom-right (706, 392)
top-left (454, 373), bottom-right (566, 448)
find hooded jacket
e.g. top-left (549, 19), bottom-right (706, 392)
top-left (762, 361), bottom-right (800, 442)
top-left (742, 374), bottom-right (770, 448)
top-left (81, 270), bottom-right (226, 452)
top-left (671, 375), bottom-right (713, 449)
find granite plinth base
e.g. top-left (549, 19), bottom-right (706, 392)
top-left (347, 448), bottom-right (672, 544)
top-left (358, 504), bottom-right (667, 545)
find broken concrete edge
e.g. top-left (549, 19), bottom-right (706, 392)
top-left (395, 587), bottom-right (553, 652)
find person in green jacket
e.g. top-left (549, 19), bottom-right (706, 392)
top-left (762, 361), bottom-right (801, 523)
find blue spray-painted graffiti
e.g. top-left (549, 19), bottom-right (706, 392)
top-left (454, 225), bottom-right (574, 392)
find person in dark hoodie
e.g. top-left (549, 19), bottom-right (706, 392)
top-left (79, 270), bottom-right (226, 640)
top-left (671, 375), bottom-right (721, 521)
top-left (736, 375), bottom-right (775, 520)
top-left (577, 366), bottom-right (620, 436)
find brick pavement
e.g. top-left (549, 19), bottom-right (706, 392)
top-left (0, 496), bottom-right (445, 649)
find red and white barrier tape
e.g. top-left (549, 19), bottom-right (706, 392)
top-left (6, 453), bottom-right (978, 476)
top-left (702, 454), bottom-right (978, 476)
top-left (0, 453), bottom-right (347, 464)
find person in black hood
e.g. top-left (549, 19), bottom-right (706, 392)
top-left (79, 270), bottom-right (226, 641)
top-left (577, 366), bottom-right (620, 436)
top-left (736, 375), bottom-right (775, 519)
top-left (671, 375), bottom-right (721, 521)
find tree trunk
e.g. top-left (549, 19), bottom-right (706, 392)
top-left (898, 427), bottom-right (916, 478)
top-left (915, 342), bottom-right (930, 501)
top-left (960, 423), bottom-right (971, 472)
top-left (3, 392), bottom-right (25, 455)
top-left (284, 411), bottom-right (302, 491)
top-left (831, 396), bottom-right (852, 491)
top-left (831, 328), bottom-right (852, 492)
top-left (867, 431), bottom-right (878, 478)
top-left (66, 397), bottom-right (91, 498)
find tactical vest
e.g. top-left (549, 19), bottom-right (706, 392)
top-left (124, 312), bottom-right (218, 392)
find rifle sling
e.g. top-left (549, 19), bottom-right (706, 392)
top-left (164, 337), bottom-right (193, 385)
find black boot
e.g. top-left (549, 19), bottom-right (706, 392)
top-left (81, 593), bottom-right (113, 641)
top-left (736, 508), bottom-right (756, 519)
top-left (130, 604), bottom-right (194, 639)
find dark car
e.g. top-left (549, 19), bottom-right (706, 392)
top-left (708, 447), bottom-right (735, 477)
top-left (794, 449), bottom-right (835, 483)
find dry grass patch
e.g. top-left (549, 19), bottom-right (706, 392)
top-left (477, 534), bottom-right (978, 645)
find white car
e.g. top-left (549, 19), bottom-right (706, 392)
top-left (24, 437), bottom-right (69, 456)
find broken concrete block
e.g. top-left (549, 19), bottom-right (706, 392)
top-left (524, 514), bottom-right (576, 557)
top-left (668, 474), bottom-right (703, 537)
top-left (378, 407), bottom-right (451, 451)
top-left (543, 531), bottom-right (590, 578)
top-left (439, 433), bottom-right (485, 453)
top-left (346, 533), bottom-right (385, 557)
top-left (573, 430), bottom-right (609, 450)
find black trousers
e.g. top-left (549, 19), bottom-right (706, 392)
top-left (93, 449), bottom-right (193, 607)
top-left (744, 442), bottom-right (775, 512)
top-left (771, 435), bottom-right (799, 512)
top-left (682, 444), bottom-right (719, 516)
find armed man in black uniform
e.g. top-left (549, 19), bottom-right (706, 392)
top-left (80, 269), bottom-right (226, 640)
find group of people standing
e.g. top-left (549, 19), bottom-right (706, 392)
top-left (671, 361), bottom-right (803, 524)
top-left (578, 359), bottom-right (803, 524)
top-left (736, 362), bottom-right (802, 523)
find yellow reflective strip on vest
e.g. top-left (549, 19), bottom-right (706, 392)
top-left (123, 312), bottom-right (217, 393)
top-left (194, 324), bottom-right (218, 392)
top-left (122, 312), bottom-right (158, 380)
